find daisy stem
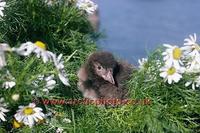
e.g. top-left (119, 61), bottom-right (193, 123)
top-left (71, 109), bottom-right (76, 133)
top-left (17, 57), bottom-right (36, 84)
top-left (45, 123), bottom-right (56, 133)
top-left (66, 50), bottom-right (77, 62)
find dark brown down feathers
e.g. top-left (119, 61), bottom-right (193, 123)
top-left (77, 52), bottom-right (133, 101)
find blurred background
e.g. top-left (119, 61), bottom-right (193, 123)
top-left (95, 0), bottom-right (200, 64)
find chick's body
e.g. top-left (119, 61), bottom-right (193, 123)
top-left (77, 52), bottom-right (133, 101)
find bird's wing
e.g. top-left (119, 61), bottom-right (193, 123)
top-left (98, 83), bottom-right (124, 99)
top-left (115, 60), bottom-right (134, 84)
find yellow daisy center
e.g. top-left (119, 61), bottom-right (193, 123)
top-left (167, 67), bottom-right (176, 75)
top-left (23, 107), bottom-right (35, 115)
top-left (13, 119), bottom-right (22, 128)
top-left (194, 43), bottom-right (200, 51)
top-left (173, 48), bottom-right (182, 60)
top-left (35, 41), bottom-right (47, 50)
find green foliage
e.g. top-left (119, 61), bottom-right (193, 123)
top-left (53, 49), bottom-right (199, 133)
top-left (126, 50), bottom-right (200, 132)
top-left (0, 0), bottom-right (97, 132)
top-left (0, 0), bottom-right (94, 54)
top-left (0, 0), bottom-right (199, 133)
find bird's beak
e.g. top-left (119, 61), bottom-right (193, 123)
top-left (102, 70), bottom-right (115, 85)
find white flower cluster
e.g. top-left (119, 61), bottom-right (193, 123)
top-left (31, 74), bottom-right (56, 94)
top-left (159, 33), bottom-right (200, 89)
top-left (1, 87), bottom-right (71, 128)
top-left (0, 41), bottom-right (70, 89)
top-left (0, 41), bottom-right (71, 126)
top-left (76, 0), bottom-right (98, 15)
top-left (160, 44), bottom-right (185, 84)
top-left (0, 92), bottom-right (46, 128)
top-left (138, 58), bottom-right (148, 69)
top-left (45, 0), bottom-right (98, 15)
top-left (0, 96), bottom-right (72, 128)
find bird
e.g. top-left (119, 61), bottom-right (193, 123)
top-left (77, 51), bottom-right (134, 104)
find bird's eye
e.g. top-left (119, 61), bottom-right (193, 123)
top-left (97, 66), bottom-right (102, 70)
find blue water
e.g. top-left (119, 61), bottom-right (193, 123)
top-left (96, 0), bottom-right (200, 64)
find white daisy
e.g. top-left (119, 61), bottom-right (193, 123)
top-left (0, 0), bottom-right (6, 17)
top-left (0, 98), bottom-right (9, 122)
top-left (185, 76), bottom-right (200, 90)
top-left (13, 41), bottom-right (55, 63)
top-left (185, 59), bottom-right (200, 73)
top-left (185, 81), bottom-right (195, 90)
top-left (54, 54), bottom-right (64, 70)
top-left (183, 34), bottom-right (200, 73)
top-left (2, 70), bottom-right (16, 89)
top-left (0, 43), bottom-right (11, 69)
top-left (12, 42), bottom-right (35, 56)
top-left (183, 33), bottom-right (200, 56)
top-left (160, 65), bottom-right (184, 84)
top-left (34, 41), bottom-right (55, 63)
top-left (138, 58), bottom-right (147, 69)
top-left (32, 74), bottom-right (56, 93)
top-left (2, 81), bottom-right (16, 89)
top-left (43, 75), bottom-right (56, 93)
top-left (58, 70), bottom-right (70, 86)
top-left (162, 44), bottom-right (184, 68)
top-left (14, 103), bottom-right (45, 127)
top-left (76, 0), bottom-right (98, 14)
top-left (53, 54), bottom-right (70, 86)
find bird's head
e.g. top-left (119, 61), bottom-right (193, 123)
top-left (86, 52), bottom-right (117, 84)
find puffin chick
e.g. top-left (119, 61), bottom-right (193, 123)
top-left (77, 52), bottom-right (133, 103)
